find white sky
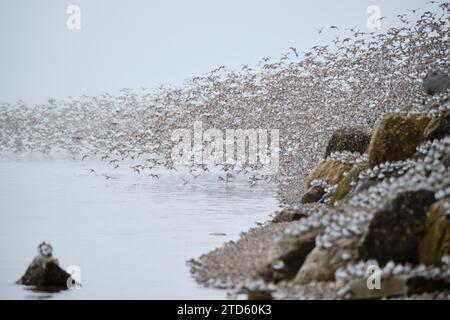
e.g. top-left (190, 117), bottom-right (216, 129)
top-left (0, 0), bottom-right (437, 104)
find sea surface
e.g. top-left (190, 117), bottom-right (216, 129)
top-left (0, 154), bottom-right (279, 299)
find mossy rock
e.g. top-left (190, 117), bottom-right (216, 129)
top-left (259, 228), bottom-right (323, 283)
top-left (423, 110), bottom-right (450, 141)
top-left (349, 275), bottom-right (450, 299)
top-left (349, 276), bottom-right (408, 299)
top-left (301, 185), bottom-right (326, 204)
top-left (358, 189), bottom-right (436, 265)
top-left (419, 199), bottom-right (450, 266)
top-left (305, 160), bottom-right (353, 190)
top-left (271, 209), bottom-right (308, 224)
top-left (367, 114), bottom-right (431, 168)
top-left (294, 236), bottom-right (360, 284)
top-left (329, 164), bottom-right (367, 206)
top-left (324, 127), bottom-right (371, 158)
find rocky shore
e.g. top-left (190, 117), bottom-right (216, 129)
top-left (190, 76), bottom-right (450, 299)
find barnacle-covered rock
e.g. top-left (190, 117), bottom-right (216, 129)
top-left (259, 228), bottom-right (323, 283)
top-left (17, 242), bottom-right (71, 289)
top-left (324, 127), bottom-right (371, 158)
top-left (305, 160), bottom-right (352, 190)
top-left (358, 189), bottom-right (436, 265)
top-left (424, 110), bottom-right (450, 141)
top-left (367, 114), bottom-right (431, 167)
top-left (419, 199), bottom-right (450, 266)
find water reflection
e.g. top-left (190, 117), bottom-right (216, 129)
top-left (0, 154), bottom-right (279, 299)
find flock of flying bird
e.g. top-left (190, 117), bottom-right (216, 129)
top-left (0, 2), bottom-right (449, 206)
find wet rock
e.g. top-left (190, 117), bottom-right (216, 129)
top-left (294, 237), bottom-right (360, 284)
top-left (259, 228), bottom-right (323, 283)
top-left (358, 189), bottom-right (436, 265)
top-left (305, 160), bottom-right (352, 190)
top-left (17, 242), bottom-right (70, 289)
top-left (419, 199), bottom-right (450, 266)
top-left (367, 114), bottom-right (431, 167)
top-left (422, 71), bottom-right (450, 96)
top-left (324, 127), bottom-right (372, 158)
top-left (423, 110), bottom-right (450, 141)
top-left (301, 185), bottom-right (325, 204)
top-left (329, 164), bottom-right (367, 206)
top-left (271, 209), bottom-right (308, 224)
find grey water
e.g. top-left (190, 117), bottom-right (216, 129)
top-left (0, 154), bottom-right (279, 299)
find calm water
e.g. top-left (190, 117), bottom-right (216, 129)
top-left (0, 154), bottom-right (279, 299)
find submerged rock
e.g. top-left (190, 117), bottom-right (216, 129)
top-left (324, 127), bottom-right (372, 158)
top-left (305, 160), bottom-right (352, 190)
top-left (419, 199), bottom-right (450, 266)
top-left (367, 114), bottom-right (431, 167)
top-left (17, 242), bottom-right (71, 289)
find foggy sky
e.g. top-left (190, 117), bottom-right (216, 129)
top-left (0, 0), bottom-right (436, 104)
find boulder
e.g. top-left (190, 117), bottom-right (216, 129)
top-left (419, 200), bottom-right (450, 266)
top-left (305, 160), bottom-right (353, 190)
top-left (324, 127), bottom-right (372, 158)
top-left (17, 242), bottom-right (71, 289)
top-left (358, 189), bottom-right (436, 265)
top-left (271, 209), bottom-right (308, 224)
top-left (349, 275), bottom-right (450, 299)
top-left (329, 164), bottom-right (367, 206)
top-left (294, 237), bottom-right (360, 284)
top-left (301, 185), bottom-right (326, 204)
top-left (349, 276), bottom-right (408, 299)
top-left (259, 228), bottom-right (323, 283)
top-left (423, 110), bottom-right (450, 141)
top-left (247, 290), bottom-right (273, 300)
top-left (367, 114), bottom-right (431, 167)
top-left (422, 71), bottom-right (450, 96)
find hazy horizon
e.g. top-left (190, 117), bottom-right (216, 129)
top-left (0, 0), bottom-right (436, 104)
